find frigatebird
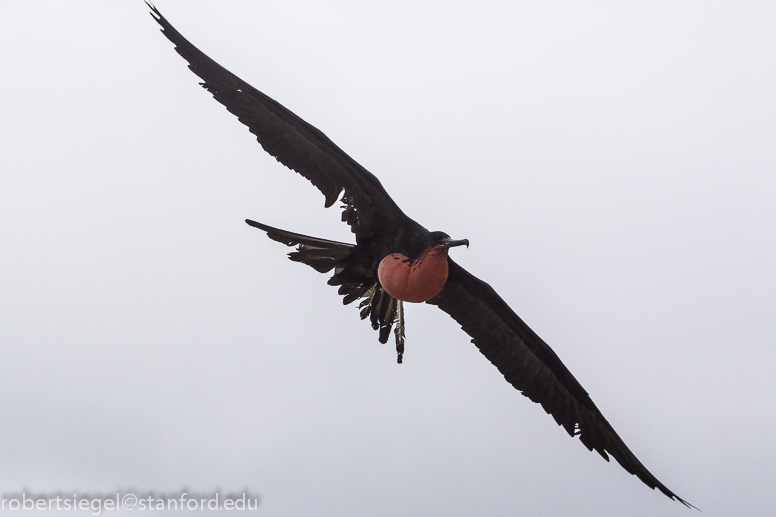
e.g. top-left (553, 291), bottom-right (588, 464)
top-left (148, 4), bottom-right (693, 508)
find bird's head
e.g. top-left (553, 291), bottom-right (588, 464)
top-left (406, 231), bottom-right (469, 259)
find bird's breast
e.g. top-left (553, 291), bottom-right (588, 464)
top-left (377, 247), bottom-right (450, 303)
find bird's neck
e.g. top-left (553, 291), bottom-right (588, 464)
top-left (377, 246), bottom-right (450, 303)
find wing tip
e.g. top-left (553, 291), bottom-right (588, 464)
top-left (670, 493), bottom-right (698, 511)
top-left (658, 485), bottom-right (697, 511)
top-left (641, 467), bottom-right (697, 510)
top-left (146, 1), bottom-right (160, 20)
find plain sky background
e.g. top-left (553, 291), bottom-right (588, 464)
top-left (1, 1), bottom-right (775, 515)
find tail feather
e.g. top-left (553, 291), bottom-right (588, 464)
top-left (245, 219), bottom-right (351, 248)
top-left (246, 219), bottom-right (406, 361)
top-left (246, 219), bottom-right (352, 274)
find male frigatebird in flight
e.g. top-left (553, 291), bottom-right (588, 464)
top-left (148, 4), bottom-right (692, 508)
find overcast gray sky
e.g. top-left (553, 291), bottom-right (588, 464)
top-left (1, 1), bottom-right (775, 515)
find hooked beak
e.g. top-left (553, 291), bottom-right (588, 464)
top-left (442, 238), bottom-right (469, 249)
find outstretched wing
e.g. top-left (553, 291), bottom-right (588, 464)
top-left (428, 260), bottom-right (694, 508)
top-left (148, 4), bottom-right (418, 240)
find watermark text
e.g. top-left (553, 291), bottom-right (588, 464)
top-left (1, 490), bottom-right (260, 513)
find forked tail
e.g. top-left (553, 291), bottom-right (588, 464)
top-left (245, 220), bottom-right (406, 362)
